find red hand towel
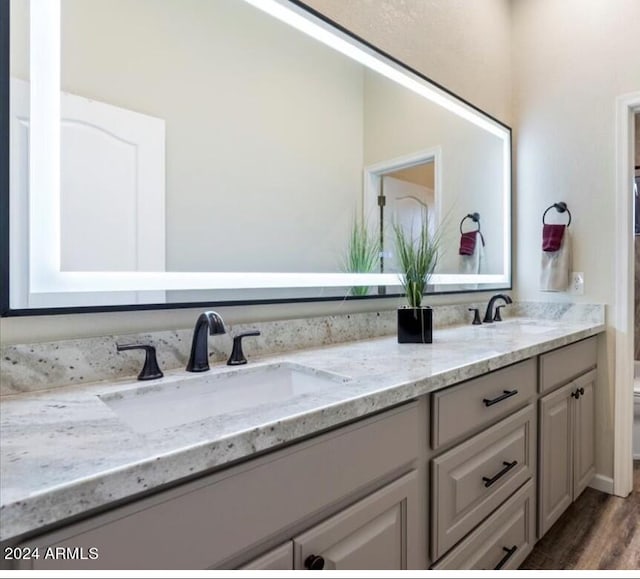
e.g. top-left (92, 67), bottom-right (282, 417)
top-left (542, 224), bottom-right (565, 252)
top-left (459, 231), bottom-right (477, 256)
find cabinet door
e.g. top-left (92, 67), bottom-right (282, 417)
top-left (539, 382), bottom-right (574, 537)
top-left (293, 471), bottom-right (418, 570)
top-left (237, 542), bottom-right (293, 570)
top-left (573, 370), bottom-right (596, 498)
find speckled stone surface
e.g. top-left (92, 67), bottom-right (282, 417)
top-left (0, 311), bottom-right (397, 396)
top-left (0, 301), bottom-right (603, 397)
top-left (510, 301), bottom-right (604, 324)
top-left (0, 312), bottom-right (604, 542)
top-left (0, 304), bottom-right (465, 396)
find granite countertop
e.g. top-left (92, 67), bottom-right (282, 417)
top-left (0, 316), bottom-right (604, 542)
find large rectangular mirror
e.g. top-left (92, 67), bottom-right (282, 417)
top-left (4, 0), bottom-right (511, 312)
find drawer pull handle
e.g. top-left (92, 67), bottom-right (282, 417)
top-left (304, 555), bottom-right (325, 570)
top-left (483, 389), bottom-right (518, 407)
top-left (494, 545), bottom-right (518, 570)
top-left (482, 460), bottom-right (518, 487)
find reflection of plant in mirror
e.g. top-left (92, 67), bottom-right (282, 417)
top-left (343, 217), bottom-right (380, 296)
top-left (393, 209), bottom-right (443, 308)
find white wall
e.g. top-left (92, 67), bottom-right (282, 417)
top-left (1, 0), bottom-right (513, 344)
top-left (362, 71), bottom-right (505, 275)
top-left (12, 0), bottom-right (365, 274)
top-left (512, 0), bottom-right (640, 479)
top-left (512, 0), bottom-right (640, 304)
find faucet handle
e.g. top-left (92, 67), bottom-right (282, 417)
top-left (116, 343), bottom-right (163, 381)
top-left (468, 308), bottom-right (482, 325)
top-left (227, 331), bottom-right (261, 366)
top-left (493, 305), bottom-right (507, 322)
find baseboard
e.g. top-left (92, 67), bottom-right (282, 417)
top-left (589, 473), bottom-right (614, 494)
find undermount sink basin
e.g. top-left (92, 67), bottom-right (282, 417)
top-left (99, 363), bottom-right (350, 434)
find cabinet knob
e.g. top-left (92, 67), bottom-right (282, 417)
top-left (571, 390), bottom-right (580, 399)
top-left (304, 554), bottom-right (325, 570)
top-left (578, 387), bottom-right (585, 396)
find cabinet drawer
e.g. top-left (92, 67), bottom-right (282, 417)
top-left (431, 404), bottom-right (535, 560)
top-left (539, 337), bottom-right (597, 393)
top-left (433, 479), bottom-right (535, 570)
top-left (431, 359), bottom-right (536, 449)
top-left (18, 402), bottom-right (420, 570)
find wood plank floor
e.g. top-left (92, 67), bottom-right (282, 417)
top-left (521, 461), bottom-right (640, 570)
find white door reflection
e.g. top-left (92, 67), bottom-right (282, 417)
top-left (10, 78), bottom-right (166, 307)
top-left (379, 160), bottom-right (437, 275)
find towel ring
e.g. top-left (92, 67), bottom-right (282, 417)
top-left (459, 212), bottom-right (481, 234)
top-left (542, 202), bottom-right (572, 227)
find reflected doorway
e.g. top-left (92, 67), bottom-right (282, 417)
top-left (364, 148), bottom-right (441, 294)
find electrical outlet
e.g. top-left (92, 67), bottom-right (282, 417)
top-left (571, 272), bottom-right (584, 295)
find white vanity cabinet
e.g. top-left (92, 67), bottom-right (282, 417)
top-left (538, 337), bottom-right (597, 536)
top-left (428, 338), bottom-right (597, 568)
top-left (14, 401), bottom-right (427, 571)
top-left (9, 336), bottom-right (599, 571)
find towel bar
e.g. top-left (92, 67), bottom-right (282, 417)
top-left (459, 212), bottom-right (481, 234)
top-left (542, 202), bottom-right (572, 226)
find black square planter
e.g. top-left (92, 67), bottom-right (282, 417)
top-left (397, 307), bottom-right (433, 344)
